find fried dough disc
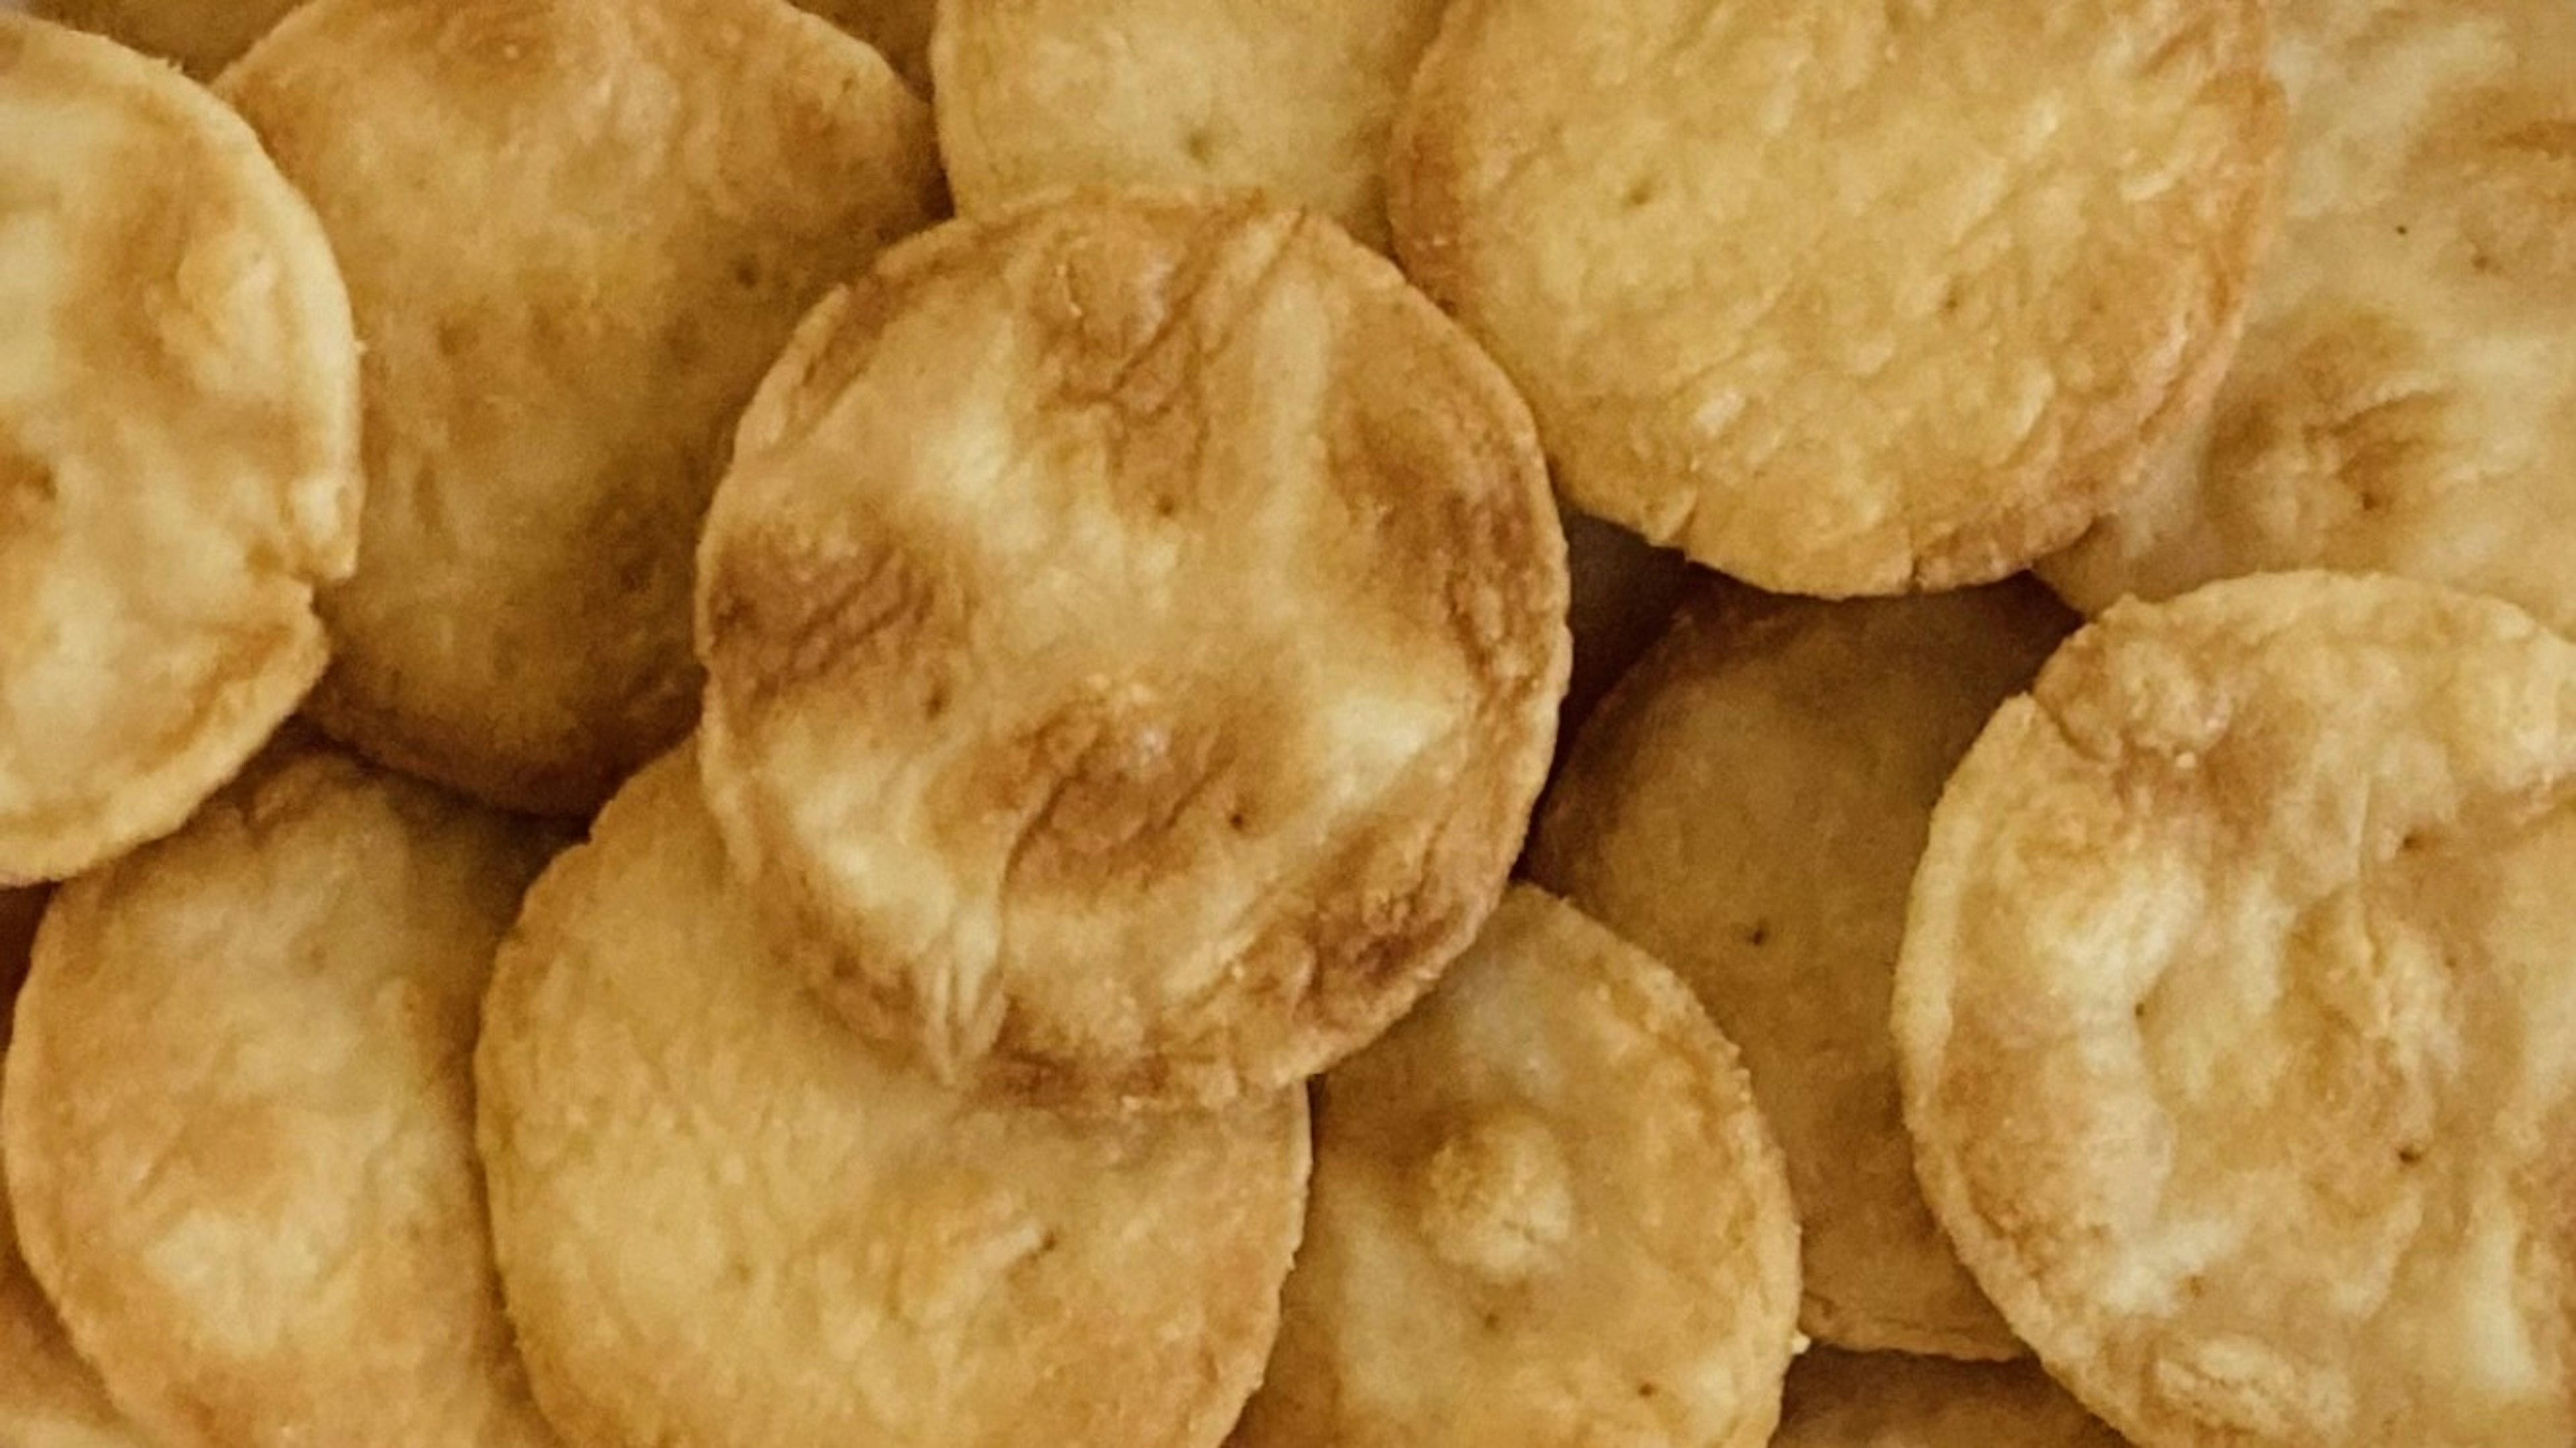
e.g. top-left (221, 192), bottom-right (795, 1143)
top-left (696, 190), bottom-right (1567, 1110)
top-left (2042, 1), bottom-right (2576, 636)
top-left (0, 15), bottom-right (360, 884)
top-left (1532, 581), bottom-right (2073, 1359)
top-left (798, 0), bottom-right (933, 93)
top-left (0, 747), bottom-right (564, 1448)
top-left (28, 0), bottom-right (297, 74)
top-left (217, 0), bottom-right (943, 816)
top-left (477, 748), bottom-right (1309, 1448)
top-left (1231, 885), bottom-right (1800, 1448)
top-left (1774, 1351), bottom-right (2129, 1447)
top-left (932, 0), bottom-right (1450, 249)
top-left (1896, 571), bottom-right (2576, 1446)
top-left (1388, 0), bottom-right (2283, 597)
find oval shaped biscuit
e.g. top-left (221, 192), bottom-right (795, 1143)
top-left (1389, 0), bottom-right (2284, 596)
top-left (1232, 885), bottom-right (1801, 1448)
top-left (217, 0), bottom-right (943, 815)
top-left (0, 15), bottom-right (361, 885)
top-left (1896, 571), bottom-right (2576, 1446)
top-left (696, 189), bottom-right (1568, 1110)
top-left (1774, 1350), bottom-right (2128, 1447)
top-left (1534, 581), bottom-right (2075, 1359)
top-left (0, 748), bottom-right (565, 1448)
top-left (476, 746), bottom-right (1310, 1448)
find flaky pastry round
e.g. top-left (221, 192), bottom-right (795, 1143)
top-left (696, 189), bottom-right (1568, 1110)
top-left (29, 0), bottom-right (298, 74)
top-left (1231, 885), bottom-right (1801, 1448)
top-left (0, 15), bottom-right (360, 885)
top-left (217, 0), bottom-right (943, 814)
top-left (1896, 571), bottom-right (2576, 1447)
top-left (476, 747), bottom-right (1309, 1448)
top-left (1389, 0), bottom-right (2283, 596)
top-left (1774, 1350), bottom-right (2127, 1448)
top-left (0, 747), bottom-right (564, 1448)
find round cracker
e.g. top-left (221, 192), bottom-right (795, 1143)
top-left (476, 746), bottom-right (1309, 1448)
top-left (695, 188), bottom-right (1567, 1111)
top-left (216, 0), bottom-right (943, 816)
top-left (29, 0), bottom-right (297, 74)
top-left (1774, 1350), bottom-right (2128, 1447)
top-left (1388, 0), bottom-right (2283, 596)
top-left (1896, 571), bottom-right (2576, 1446)
top-left (931, 0), bottom-right (1450, 249)
top-left (1232, 885), bottom-right (1801, 1448)
top-left (0, 747), bottom-right (564, 1448)
top-left (1533, 580), bottom-right (2072, 1359)
top-left (0, 15), bottom-right (360, 885)
top-left (2041, 1), bottom-right (2576, 637)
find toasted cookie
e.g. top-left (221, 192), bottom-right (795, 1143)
top-left (217, 0), bottom-right (942, 815)
top-left (1896, 571), bottom-right (2576, 1446)
top-left (0, 15), bottom-right (360, 884)
top-left (2043, 1), bottom-right (2576, 636)
top-left (1774, 1351), bottom-right (2129, 1447)
top-left (932, 0), bottom-right (1450, 249)
top-left (1532, 581), bottom-right (2072, 1359)
top-left (29, 0), bottom-right (298, 73)
top-left (696, 190), bottom-right (1568, 1110)
top-left (477, 747), bottom-right (1309, 1448)
top-left (799, 0), bottom-right (933, 93)
top-left (1231, 886), bottom-right (1800, 1448)
top-left (0, 748), bottom-right (564, 1448)
top-left (1389, 0), bottom-right (2283, 596)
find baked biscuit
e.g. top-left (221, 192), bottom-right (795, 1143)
top-left (1230, 885), bottom-right (1800, 1448)
top-left (30, 0), bottom-right (297, 74)
top-left (477, 748), bottom-right (1309, 1448)
top-left (1896, 571), bottom-right (2576, 1446)
top-left (0, 15), bottom-right (360, 884)
top-left (1389, 0), bottom-right (2283, 596)
top-left (932, 0), bottom-right (1451, 249)
top-left (219, 0), bottom-right (943, 815)
top-left (1774, 1350), bottom-right (2128, 1447)
top-left (1, 747), bottom-right (564, 1448)
top-left (2043, 0), bottom-right (2576, 636)
top-left (696, 190), bottom-right (1567, 1110)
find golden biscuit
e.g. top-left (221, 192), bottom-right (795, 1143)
top-left (477, 748), bottom-right (1309, 1448)
top-left (1232, 886), bottom-right (1800, 1448)
top-left (1896, 571), bottom-right (2576, 1446)
top-left (1389, 0), bottom-right (2283, 596)
top-left (0, 15), bottom-right (360, 885)
top-left (799, 0), bottom-right (934, 93)
top-left (1534, 581), bottom-right (2072, 1359)
top-left (218, 0), bottom-right (943, 815)
top-left (932, 0), bottom-right (1450, 249)
top-left (1774, 1350), bottom-right (2129, 1447)
top-left (696, 190), bottom-right (1568, 1110)
top-left (1, 747), bottom-right (564, 1448)
top-left (30, 0), bottom-right (298, 74)
top-left (2042, 1), bottom-right (2576, 636)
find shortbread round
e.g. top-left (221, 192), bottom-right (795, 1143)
top-left (1896, 571), bottom-right (2576, 1446)
top-left (696, 189), bottom-right (1568, 1110)
top-left (0, 15), bottom-right (360, 884)
top-left (218, 0), bottom-right (942, 814)
top-left (1389, 0), bottom-right (2283, 596)
top-left (476, 747), bottom-right (1309, 1448)
top-left (1774, 1350), bottom-right (2127, 1447)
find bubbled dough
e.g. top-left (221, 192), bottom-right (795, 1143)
top-left (1231, 885), bottom-right (1801, 1448)
top-left (696, 190), bottom-right (1567, 1110)
top-left (1897, 572), bottom-right (2576, 1447)
top-left (218, 0), bottom-right (943, 815)
top-left (2043, 0), bottom-right (2576, 636)
top-left (476, 748), bottom-right (1309, 1448)
top-left (0, 15), bottom-right (360, 884)
top-left (1389, 0), bottom-right (2282, 596)
top-left (0, 748), bottom-right (564, 1448)
top-left (1774, 1350), bottom-right (2128, 1447)
top-left (1534, 581), bottom-right (2076, 1359)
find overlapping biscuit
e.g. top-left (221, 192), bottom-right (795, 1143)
top-left (28, 0), bottom-right (298, 74)
top-left (2043, 0), bottom-right (2576, 636)
top-left (1390, 0), bottom-right (2283, 596)
top-left (696, 189), bottom-right (1568, 1110)
top-left (1533, 580), bottom-right (2073, 1359)
top-left (476, 748), bottom-right (1310, 1448)
top-left (0, 15), bottom-right (360, 884)
top-left (1774, 1350), bottom-right (2129, 1447)
top-left (1897, 571), bottom-right (2576, 1446)
top-left (1, 747), bottom-right (564, 1448)
top-left (217, 0), bottom-right (943, 815)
